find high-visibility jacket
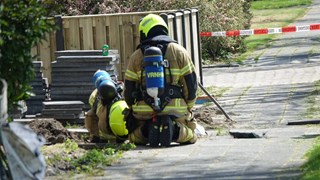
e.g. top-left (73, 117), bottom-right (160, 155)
top-left (124, 37), bottom-right (198, 120)
top-left (87, 89), bottom-right (115, 140)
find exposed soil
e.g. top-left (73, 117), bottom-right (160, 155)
top-left (193, 105), bottom-right (235, 129)
top-left (28, 119), bottom-right (86, 177)
top-left (28, 118), bottom-right (80, 144)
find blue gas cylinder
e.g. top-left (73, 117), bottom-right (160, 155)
top-left (144, 46), bottom-right (165, 92)
top-left (92, 70), bottom-right (112, 88)
top-left (92, 70), bottom-right (117, 101)
top-left (144, 46), bottom-right (165, 102)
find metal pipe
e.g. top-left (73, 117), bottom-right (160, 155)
top-left (198, 83), bottom-right (233, 121)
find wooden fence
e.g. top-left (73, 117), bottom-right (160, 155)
top-left (32, 8), bottom-right (203, 84)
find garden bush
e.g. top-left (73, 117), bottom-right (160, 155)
top-left (0, 0), bottom-right (55, 114)
top-left (43, 0), bottom-right (252, 62)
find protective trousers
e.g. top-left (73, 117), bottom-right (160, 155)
top-left (128, 116), bottom-right (197, 144)
top-left (85, 105), bottom-right (116, 141)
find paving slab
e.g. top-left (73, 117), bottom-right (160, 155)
top-left (97, 126), bottom-right (319, 180)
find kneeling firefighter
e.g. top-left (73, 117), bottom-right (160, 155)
top-left (85, 70), bottom-right (129, 142)
top-left (124, 14), bottom-right (199, 147)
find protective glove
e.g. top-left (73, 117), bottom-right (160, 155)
top-left (123, 108), bottom-right (138, 133)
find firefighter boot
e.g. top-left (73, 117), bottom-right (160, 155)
top-left (159, 115), bottom-right (173, 147)
top-left (148, 117), bottom-right (161, 147)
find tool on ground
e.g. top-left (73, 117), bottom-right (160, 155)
top-left (198, 83), bottom-right (233, 121)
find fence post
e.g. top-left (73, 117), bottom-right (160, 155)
top-left (194, 8), bottom-right (203, 85)
top-left (177, 10), bottom-right (187, 48)
top-left (168, 12), bottom-right (178, 42)
top-left (55, 15), bottom-right (65, 51)
top-left (160, 13), bottom-right (168, 25)
top-left (185, 8), bottom-right (195, 64)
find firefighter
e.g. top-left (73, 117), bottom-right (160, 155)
top-left (85, 70), bottom-right (129, 143)
top-left (124, 14), bottom-right (200, 147)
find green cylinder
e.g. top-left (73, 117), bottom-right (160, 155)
top-left (102, 44), bottom-right (109, 56)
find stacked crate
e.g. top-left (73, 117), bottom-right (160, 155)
top-left (39, 101), bottom-right (85, 125)
top-left (49, 50), bottom-right (119, 110)
top-left (25, 61), bottom-right (48, 115)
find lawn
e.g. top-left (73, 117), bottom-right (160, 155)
top-left (237, 0), bottom-right (312, 61)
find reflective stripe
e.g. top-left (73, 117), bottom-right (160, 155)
top-left (180, 63), bottom-right (194, 75)
top-left (125, 70), bottom-right (138, 81)
top-left (132, 99), bottom-right (188, 114)
top-left (133, 106), bottom-right (188, 114)
top-left (96, 103), bottom-right (103, 114)
top-left (163, 106), bottom-right (188, 113)
top-left (175, 99), bottom-right (180, 107)
top-left (187, 101), bottom-right (195, 108)
top-left (89, 89), bottom-right (98, 107)
top-left (166, 68), bottom-right (180, 76)
top-left (132, 104), bottom-right (153, 112)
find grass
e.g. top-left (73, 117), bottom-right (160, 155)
top-left (300, 81), bottom-right (320, 179)
top-left (41, 139), bottom-right (136, 177)
top-left (301, 137), bottom-right (320, 180)
top-left (251, 0), bottom-right (312, 10)
top-left (197, 86), bottom-right (229, 98)
top-left (214, 126), bottom-right (229, 136)
top-left (303, 80), bottom-right (320, 119)
top-left (235, 0), bottom-right (312, 62)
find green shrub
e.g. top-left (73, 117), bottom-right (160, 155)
top-left (43, 0), bottom-right (252, 62)
top-left (0, 0), bottom-right (55, 114)
top-left (301, 137), bottom-right (320, 180)
top-left (200, 0), bottom-right (252, 62)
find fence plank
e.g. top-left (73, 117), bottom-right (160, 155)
top-left (94, 16), bottom-right (107, 50)
top-left (50, 31), bottom-right (57, 67)
top-left (80, 17), bottom-right (94, 50)
top-left (176, 12), bottom-right (184, 46)
top-left (120, 15), bottom-right (136, 77)
top-left (132, 15), bottom-right (142, 48)
top-left (63, 18), bottom-right (71, 50)
top-left (166, 15), bottom-right (175, 41)
top-left (69, 18), bottom-right (81, 50)
top-left (109, 16), bottom-right (120, 50)
top-left (39, 33), bottom-right (52, 83)
top-left (109, 16), bottom-right (121, 78)
top-left (191, 9), bottom-right (202, 83)
top-left (184, 11), bottom-right (192, 56)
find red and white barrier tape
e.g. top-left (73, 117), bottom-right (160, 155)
top-left (200, 23), bottom-right (320, 37)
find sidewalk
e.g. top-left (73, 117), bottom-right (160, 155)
top-left (80, 1), bottom-right (320, 179)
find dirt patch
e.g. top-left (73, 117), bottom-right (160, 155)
top-left (193, 104), bottom-right (235, 129)
top-left (27, 119), bottom-right (86, 177)
top-left (28, 118), bottom-right (80, 144)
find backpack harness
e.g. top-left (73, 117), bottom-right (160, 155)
top-left (137, 36), bottom-right (184, 113)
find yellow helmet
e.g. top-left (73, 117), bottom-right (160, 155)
top-left (109, 100), bottom-right (129, 137)
top-left (139, 14), bottom-right (168, 39)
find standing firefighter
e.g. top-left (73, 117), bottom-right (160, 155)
top-left (85, 70), bottom-right (129, 143)
top-left (124, 14), bottom-right (200, 147)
